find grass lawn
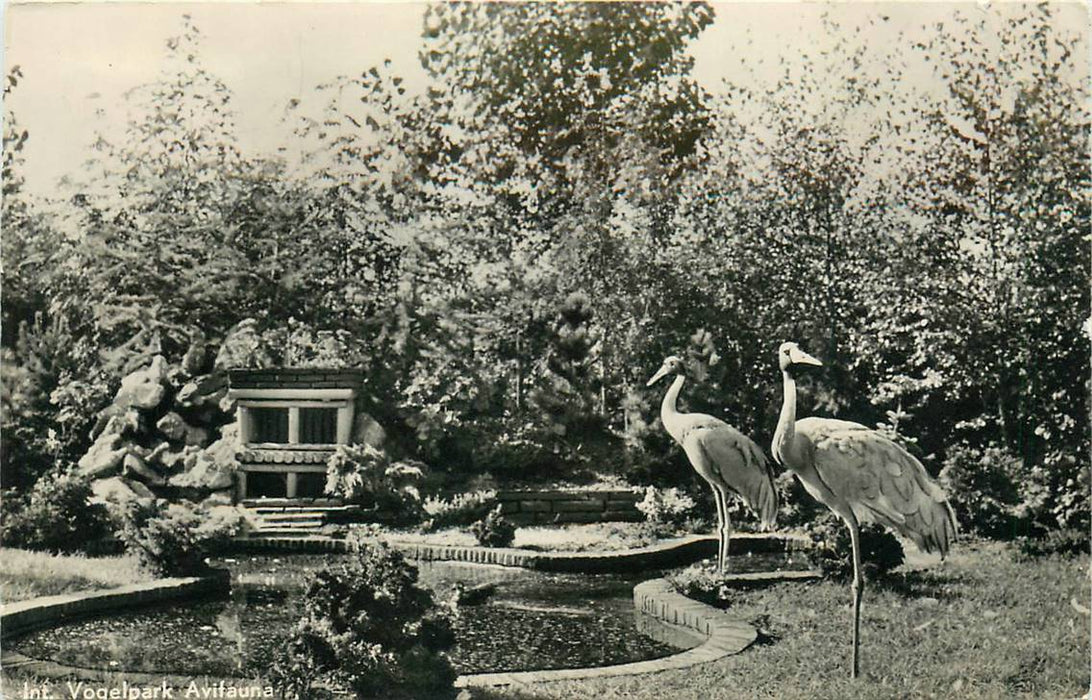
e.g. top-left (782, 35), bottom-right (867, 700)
top-left (0, 548), bottom-right (152, 603)
top-left (475, 540), bottom-right (1090, 700)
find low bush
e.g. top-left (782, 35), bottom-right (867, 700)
top-left (421, 490), bottom-right (497, 531)
top-left (111, 499), bottom-right (243, 576)
top-left (470, 505), bottom-right (516, 547)
top-left (636, 486), bottom-right (699, 532)
top-left (670, 562), bottom-right (745, 608)
top-left (938, 442), bottom-right (1026, 539)
top-left (0, 470), bottom-right (110, 553)
top-left (1015, 527), bottom-right (1091, 560)
top-left (806, 511), bottom-right (905, 582)
top-left (325, 445), bottom-right (425, 527)
top-left (269, 538), bottom-right (457, 699)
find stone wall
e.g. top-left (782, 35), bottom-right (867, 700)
top-left (496, 489), bottom-right (642, 524)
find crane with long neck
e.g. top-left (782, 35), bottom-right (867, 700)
top-left (648, 355), bottom-right (777, 572)
top-left (772, 342), bottom-right (957, 679)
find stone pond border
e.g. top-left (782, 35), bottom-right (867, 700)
top-left (234, 531), bottom-right (812, 574)
top-left (1, 534), bottom-right (820, 689)
top-left (0, 571), bottom-right (253, 688)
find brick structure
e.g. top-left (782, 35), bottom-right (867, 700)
top-left (496, 489), bottom-right (643, 524)
top-left (227, 368), bottom-right (365, 500)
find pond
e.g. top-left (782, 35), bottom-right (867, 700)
top-left (13, 550), bottom-right (806, 677)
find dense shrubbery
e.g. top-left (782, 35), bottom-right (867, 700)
top-left (939, 443), bottom-right (1027, 539)
top-left (325, 445), bottom-right (425, 526)
top-left (0, 470), bottom-right (110, 552)
top-left (269, 538), bottom-right (457, 699)
top-left (421, 490), bottom-right (497, 531)
top-left (636, 486), bottom-right (700, 533)
top-left (470, 505), bottom-right (517, 547)
top-left (806, 512), bottom-right (905, 582)
top-left (2, 4), bottom-right (1086, 555)
top-left (111, 499), bottom-right (243, 576)
top-left (1015, 528), bottom-right (1091, 560)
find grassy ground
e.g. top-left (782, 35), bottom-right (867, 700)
top-left (474, 540), bottom-right (1090, 700)
top-left (384, 521), bottom-right (675, 552)
top-left (0, 548), bottom-right (152, 603)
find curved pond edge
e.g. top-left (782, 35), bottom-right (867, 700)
top-left (457, 576), bottom-right (764, 688)
top-left (1, 536), bottom-right (820, 689)
top-left (0, 571), bottom-right (255, 687)
top-left (234, 531), bottom-right (811, 573)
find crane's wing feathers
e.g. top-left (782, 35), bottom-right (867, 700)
top-left (800, 421), bottom-right (957, 556)
top-left (684, 419), bottom-right (778, 529)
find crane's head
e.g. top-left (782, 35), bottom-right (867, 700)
top-left (647, 355), bottom-right (686, 386)
top-left (778, 342), bottom-right (823, 372)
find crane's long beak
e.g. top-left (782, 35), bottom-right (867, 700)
top-left (647, 365), bottom-right (671, 386)
top-left (789, 347), bottom-right (823, 367)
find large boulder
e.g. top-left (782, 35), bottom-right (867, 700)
top-left (89, 408), bottom-right (144, 442)
top-left (168, 455), bottom-right (235, 491)
top-left (168, 424), bottom-right (239, 492)
top-left (204, 423), bottom-right (240, 464)
top-left (156, 411), bottom-right (189, 441)
top-left (200, 490), bottom-right (234, 508)
top-left (352, 411), bottom-right (387, 450)
top-left (176, 374), bottom-right (228, 409)
top-left (90, 476), bottom-right (155, 505)
top-left (78, 433), bottom-right (127, 478)
top-left (156, 444), bottom-right (203, 473)
top-left (123, 452), bottom-right (166, 487)
top-left (155, 411), bottom-right (211, 447)
top-left (114, 355), bottom-right (170, 411)
top-left (214, 319), bottom-right (275, 370)
top-left (181, 333), bottom-right (213, 377)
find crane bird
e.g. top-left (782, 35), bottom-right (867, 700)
top-left (772, 342), bottom-right (957, 679)
top-left (647, 355), bottom-right (778, 572)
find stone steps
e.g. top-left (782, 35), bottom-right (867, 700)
top-left (242, 501), bottom-right (362, 537)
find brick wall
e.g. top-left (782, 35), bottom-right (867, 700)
top-left (496, 489), bottom-right (643, 524)
top-left (228, 368), bottom-right (365, 390)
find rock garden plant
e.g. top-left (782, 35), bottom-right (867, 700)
top-left (269, 537), bottom-right (457, 699)
top-left (0, 469), bottom-right (110, 553)
top-left (470, 504), bottom-right (517, 547)
top-left (110, 498), bottom-right (244, 576)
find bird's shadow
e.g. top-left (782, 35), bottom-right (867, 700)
top-left (749, 613), bottom-right (782, 646)
top-left (872, 569), bottom-right (963, 602)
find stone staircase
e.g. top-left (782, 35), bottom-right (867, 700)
top-left (241, 498), bottom-right (362, 538)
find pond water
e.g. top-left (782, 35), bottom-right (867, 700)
top-left (13, 550), bottom-right (806, 676)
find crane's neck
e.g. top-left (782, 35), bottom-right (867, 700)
top-left (772, 370), bottom-right (797, 464)
top-left (660, 374), bottom-right (686, 442)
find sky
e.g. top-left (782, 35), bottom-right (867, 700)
top-left (2, 1), bottom-right (1088, 198)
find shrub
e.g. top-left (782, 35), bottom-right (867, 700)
top-left (636, 486), bottom-right (699, 532)
top-left (1015, 527), bottom-right (1091, 560)
top-left (939, 442), bottom-right (1027, 539)
top-left (111, 499), bottom-right (243, 576)
top-left (806, 511), bottom-right (905, 582)
top-left (470, 505), bottom-right (516, 547)
top-left (670, 562), bottom-right (741, 608)
top-left (0, 470), bottom-right (109, 553)
top-left (421, 490), bottom-right (497, 531)
top-left (325, 445), bottom-right (425, 527)
top-left (1020, 453), bottom-right (1090, 534)
top-left (269, 538), bottom-right (457, 700)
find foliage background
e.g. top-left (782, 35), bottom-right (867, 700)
top-left (2, 3), bottom-right (1087, 539)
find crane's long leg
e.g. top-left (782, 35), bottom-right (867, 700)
top-left (711, 484), bottom-right (726, 572)
top-left (715, 486), bottom-right (732, 573)
top-left (847, 519), bottom-right (864, 679)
